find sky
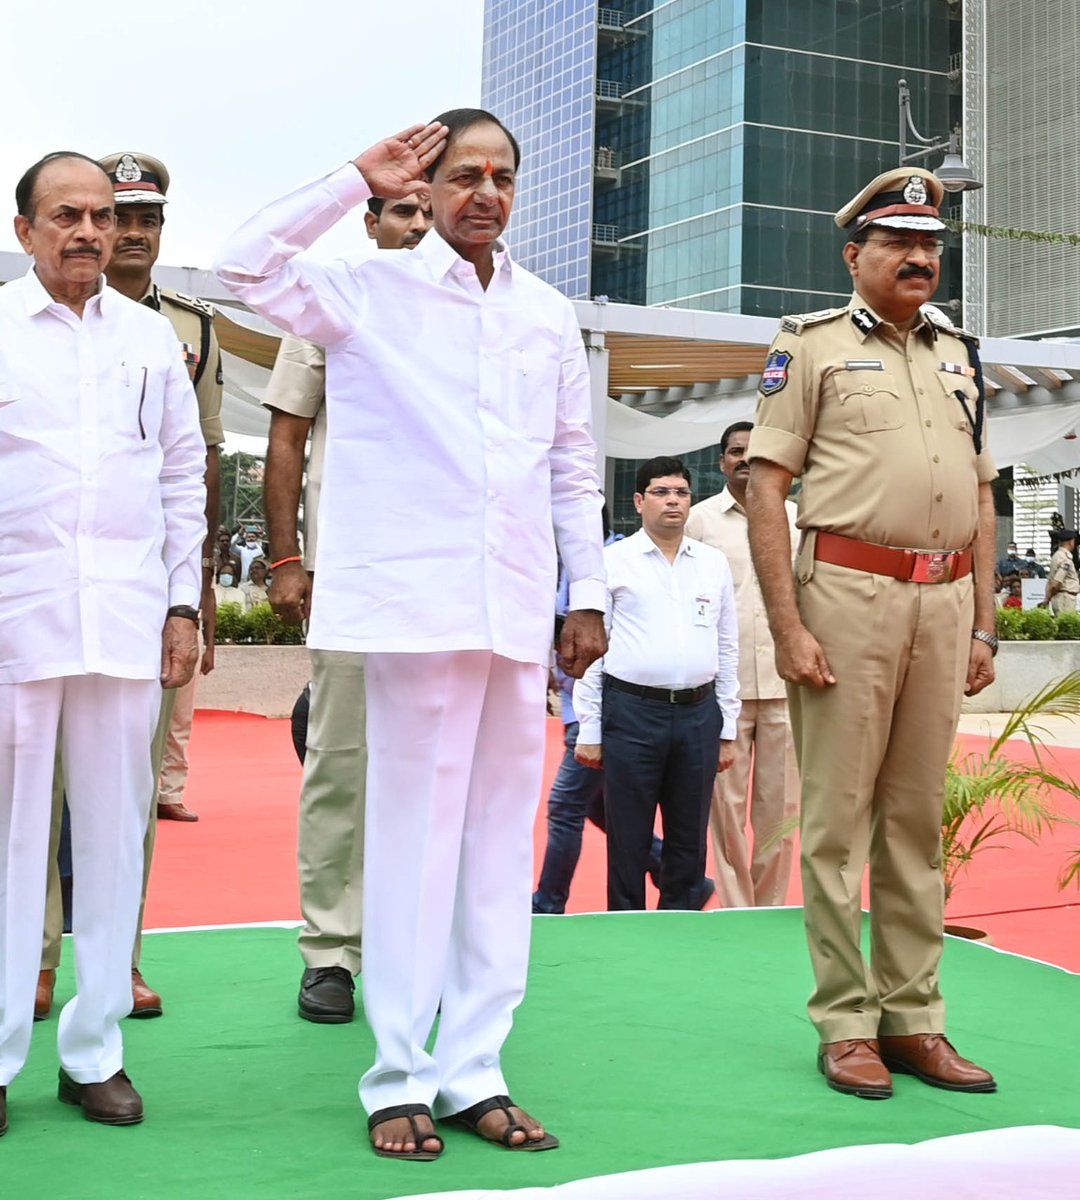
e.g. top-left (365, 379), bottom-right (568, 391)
top-left (1, 0), bottom-right (484, 268)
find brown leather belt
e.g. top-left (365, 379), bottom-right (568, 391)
top-left (814, 531), bottom-right (973, 584)
top-left (605, 675), bottom-right (713, 705)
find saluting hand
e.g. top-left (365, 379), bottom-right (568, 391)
top-left (354, 122), bottom-right (448, 200)
top-left (775, 624), bottom-right (836, 690)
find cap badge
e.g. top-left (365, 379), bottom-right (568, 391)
top-left (116, 154), bottom-right (142, 183)
top-left (903, 176), bottom-right (928, 205)
top-left (760, 348), bottom-right (793, 396)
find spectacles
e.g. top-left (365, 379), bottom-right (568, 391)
top-left (644, 487), bottom-right (691, 498)
top-left (866, 235), bottom-right (946, 258)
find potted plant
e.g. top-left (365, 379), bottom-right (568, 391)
top-left (943, 672), bottom-right (1080, 907)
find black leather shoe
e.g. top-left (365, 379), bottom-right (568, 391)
top-left (298, 966), bottom-right (355, 1023)
top-left (58, 1069), bottom-right (143, 1125)
top-left (689, 876), bottom-right (716, 910)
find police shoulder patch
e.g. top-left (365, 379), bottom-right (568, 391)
top-left (162, 288), bottom-right (215, 318)
top-left (778, 307), bottom-right (845, 336)
top-left (922, 304), bottom-right (978, 345)
top-left (760, 348), bottom-right (793, 395)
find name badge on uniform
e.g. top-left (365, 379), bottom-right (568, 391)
top-left (845, 360), bottom-right (884, 371)
top-left (760, 349), bottom-right (792, 395)
top-left (694, 595), bottom-right (712, 626)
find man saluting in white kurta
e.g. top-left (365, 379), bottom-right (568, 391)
top-left (216, 112), bottom-right (607, 1160)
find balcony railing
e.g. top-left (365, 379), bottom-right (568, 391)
top-left (596, 79), bottom-right (623, 100)
top-left (595, 147), bottom-right (619, 170)
top-left (598, 7), bottom-right (624, 31)
top-left (592, 224), bottom-right (620, 244)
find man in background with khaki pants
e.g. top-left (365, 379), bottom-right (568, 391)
top-left (262, 191), bottom-right (433, 1023)
top-left (747, 167), bottom-right (998, 1100)
top-left (686, 420), bottom-right (799, 908)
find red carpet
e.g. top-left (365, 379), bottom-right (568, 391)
top-left (145, 712), bottom-right (1080, 972)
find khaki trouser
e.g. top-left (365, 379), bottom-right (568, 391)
top-left (789, 561), bottom-right (973, 1044)
top-left (710, 698), bottom-right (799, 908)
top-left (43, 688), bottom-right (172, 971)
top-left (1051, 591), bottom-right (1077, 615)
top-left (297, 649), bottom-right (367, 974)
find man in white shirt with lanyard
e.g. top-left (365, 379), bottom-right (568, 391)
top-left (216, 112), bottom-right (606, 1159)
top-left (574, 457), bottom-right (740, 910)
top-left (0, 151), bottom-right (205, 1133)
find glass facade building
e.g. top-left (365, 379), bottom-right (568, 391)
top-left (482, 1), bottom-right (960, 318)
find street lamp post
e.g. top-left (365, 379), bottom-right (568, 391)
top-left (897, 78), bottom-right (982, 193)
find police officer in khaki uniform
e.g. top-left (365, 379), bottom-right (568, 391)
top-left (1045, 531), bottom-right (1079, 613)
top-left (263, 192), bottom-right (432, 1024)
top-left (745, 167), bottom-right (998, 1100)
top-left (36, 153), bottom-right (223, 1022)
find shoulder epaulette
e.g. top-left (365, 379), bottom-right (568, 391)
top-left (778, 307), bottom-right (846, 336)
top-left (159, 287), bottom-right (215, 318)
top-left (922, 304), bottom-right (979, 345)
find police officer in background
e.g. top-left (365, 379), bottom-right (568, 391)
top-left (746, 167), bottom-right (998, 1100)
top-left (1045, 529), bottom-right (1079, 613)
top-left (36, 153), bottom-right (224, 1024)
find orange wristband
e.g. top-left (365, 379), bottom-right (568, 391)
top-left (270, 555), bottom-right (303, 570)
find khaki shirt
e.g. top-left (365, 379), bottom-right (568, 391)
top-left (1049, 547), bottom-right (1079, 595)
top-left (686, 487), bottom-right (798, 700)
top-left (262, 334), bottom-right (327, 571)
top-left (747, 294), bottom-right (997, 551)
top-left (142, 284), bottom-right (225, 448)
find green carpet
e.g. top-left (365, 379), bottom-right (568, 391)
top-left (4, 911), bottom-right (1078, 1199)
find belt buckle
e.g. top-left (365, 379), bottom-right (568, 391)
top-left (669, 688), bottom-right (678, 704)
top-left (910, 551), bottom-right (955, 584)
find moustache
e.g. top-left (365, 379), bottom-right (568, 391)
top-left (897, 264), bottom-right (934, 280)
top-left (62, 246), bottom-right (101, 258)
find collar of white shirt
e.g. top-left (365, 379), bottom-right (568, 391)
top-left (717, 486), bottom-right (745, 517)
top-left (631, 527), bottom-right (696, 558)
top-left (21, 265), bottom-right (107, 316)
top-left (414, 227), bottom-right (513, 284)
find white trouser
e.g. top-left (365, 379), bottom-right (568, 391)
top-left (359, 650), bottom-right (547, 1117)
top-left (0, 675), bottom-right (159, 1085)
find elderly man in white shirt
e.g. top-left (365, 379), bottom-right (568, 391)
top-left (216, 111), bottom-right (606, 1159)
top-left (575, 457), bottom-right (740, 911)
top-left (0, 152), bottom-right (206, 1135)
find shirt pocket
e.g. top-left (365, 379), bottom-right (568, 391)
top-left (114, 362), bottom-right (164, 441)
top-left (835, 372), bottom-right (904, 434)
top-left (504, 337), bottom-right (558, 444)
top-left (936, 372), bottom-right (979, 438)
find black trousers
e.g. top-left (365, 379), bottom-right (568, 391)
top-left (602, 680), bottom-right (722, 910)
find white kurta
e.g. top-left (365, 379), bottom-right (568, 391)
top-left (214, 164), bottom-right (606, 662)
top-left (0, 270), bottom-right (207, 682)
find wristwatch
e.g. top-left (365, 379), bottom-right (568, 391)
top-left (167, 604), bottom-right (200, 624)
top-left (971, 627), bottom-right (998, 656)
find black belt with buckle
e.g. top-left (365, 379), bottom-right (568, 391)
top-left (604, 675), bottom-right (714, 705)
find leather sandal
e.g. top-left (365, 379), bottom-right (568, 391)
top-left (367, 1103), bottom-right (444, 1161)
top-left (444, 1094), bottom-right (559, 1151)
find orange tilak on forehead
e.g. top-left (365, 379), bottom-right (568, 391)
top-left (484, 160), bottom-right (494, 176)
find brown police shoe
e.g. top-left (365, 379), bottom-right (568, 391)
top-left (1, 1085), bottom-right (7, 1136)
top-left (58, 1068), bottom-right (143, 1125)
top-left (129, 967), bottom-right (163, 1019)
top-left (818, 1038), bottom-right (893, 1099)
top-left (878, 1033), bottom-right (996, 1092)
top-left (157, 800), bottom-right (199, 822)
top-left (35, 969), bottom-right (56, 1021)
